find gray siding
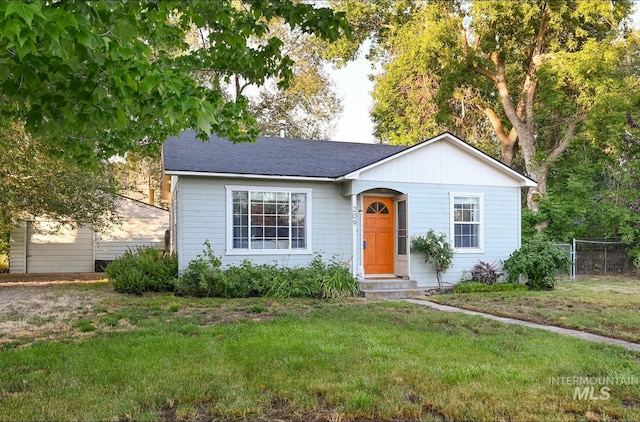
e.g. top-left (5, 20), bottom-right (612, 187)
top-left (351, 180), bottom-right (521, 288)
top-left (175, 177), bottom-right (352, 270)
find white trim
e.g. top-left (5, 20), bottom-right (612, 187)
top-left (166, 170), bottom-right (335, 182)
top-left (225, 185), bottom-right (313, 255)
top-left (449, 192), bottom-right (485, 254)
top-left (341, 133), bottom-right (537, 187)
top-left (351, 194), bottom-right (358, 278)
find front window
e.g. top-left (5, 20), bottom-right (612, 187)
top-left (227, 186), bottom-right (311, 253)
top-left (450, 193), bottom-right (483, 251)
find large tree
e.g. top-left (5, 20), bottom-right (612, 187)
top-left (330, 1), bottom-right (638, 214)
top-left (0, 121), bottom-right (120, 254)
top-left (0, 1), bottom-right (350, 165)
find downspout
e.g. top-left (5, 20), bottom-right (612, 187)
top-left (351, 194), bottom-right (358, 278)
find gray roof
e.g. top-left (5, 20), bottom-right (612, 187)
top-left (163, 131), bottom-right (410, 178)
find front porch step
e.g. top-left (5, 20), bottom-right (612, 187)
top-left (358, 279), bottom-right (423, 299)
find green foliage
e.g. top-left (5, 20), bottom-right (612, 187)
top-left (470, 261), bottom-right (501, 285)
top-left (0, 253), bottom-right (8, 273)
top-left (176, 243), bottom-right (358, 299)
top-left (410, 230), bottom-right (453, 290)
top-left (106, 247), bottom-right (178, 294)
top-left (0, 121), bottom-right (121, 242)
top-left (503, 238), bottom-right (570, 290)
top-left (453, 282), bottom-right (528, 294)
top-left (0, 1), bottom-right (351, 166)
top-left (335, 0), bottom-right (639, 217)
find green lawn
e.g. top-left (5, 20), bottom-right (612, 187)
top-left (429, 279), bottom-right (640, 342)
top-left (0, 283), bottom-right (639, 421)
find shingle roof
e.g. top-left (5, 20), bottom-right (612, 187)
top-left (163, 131), bottom-right (410, 178)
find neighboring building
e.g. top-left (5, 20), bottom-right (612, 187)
top-left (9, 196), bottom-right (169, 273)
top-left (162, 131), bottom-right (536, 289)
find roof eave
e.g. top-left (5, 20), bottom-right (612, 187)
top-left (164, 170), bottom-right (338, 182)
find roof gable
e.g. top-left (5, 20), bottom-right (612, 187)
top-left (344, 133), bottom-right (536, 187)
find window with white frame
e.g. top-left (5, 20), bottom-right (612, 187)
top-left (450, 193), bottom-right (483, 251)
top-left (226, 186), bottom-right (311, 253)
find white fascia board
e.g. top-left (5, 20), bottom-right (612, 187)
top-left (164, 170), bottom-right (337, 183)
top-left (339, 133), bottom-right (537, 188)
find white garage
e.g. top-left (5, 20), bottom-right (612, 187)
top-left (9, 197), bottom-right (169, 274)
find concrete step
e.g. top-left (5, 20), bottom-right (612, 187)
top-left (358, 279), bottom-right (422, 299)
top-left (360, 288), bottom-right (423, 300)
top-left (358, 279), bottom-right (417, 290)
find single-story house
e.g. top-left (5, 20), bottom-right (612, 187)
top-left (162, 131), bottom-right (536, 291)
top-left (9, 196), bottom-right (169, 273)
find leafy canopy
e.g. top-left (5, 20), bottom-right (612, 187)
top-left (0, 1), bottom-right (350, 165)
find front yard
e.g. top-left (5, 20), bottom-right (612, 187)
top-left (0, 280), bottom-right (639, 421)
top-left (429, 279), bottom-right (640, 342)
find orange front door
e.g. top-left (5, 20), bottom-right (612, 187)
top-left (363, 196), bottom-right (394, 274)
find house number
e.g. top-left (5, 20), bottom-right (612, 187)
top-left (352, 207), bottom-right (358, 225)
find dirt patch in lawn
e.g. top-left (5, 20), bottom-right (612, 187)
top-left (0, 279), bottom-right (286, 349)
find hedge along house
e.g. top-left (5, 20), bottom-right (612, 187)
top-left (9, 196), bottom-right (169, 273)
top-left (163, 131), bottom-right (536, 296)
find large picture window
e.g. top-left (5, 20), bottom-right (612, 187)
top-left (450, 193), bottom-right (483, 251)
top-left (227, 186), bottom-right (311, 254)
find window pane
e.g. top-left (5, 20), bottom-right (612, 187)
top-left (232, 191), bottom-right (248, 248)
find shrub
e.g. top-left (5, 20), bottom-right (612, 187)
top-left (106, 247), bottom-right (178, 294)
top-left (470, 261), bottom-right (501, 285)
top-left (502, 238), bottom-right (570, 290)
top-left (176, 245), bottom-right (358, 299)
top-left (0, 253), bottom-right (8, 273)
top-left (411, 230), bottom-right (453, 291)
top-left (174, 242), bottom-right (230, 297)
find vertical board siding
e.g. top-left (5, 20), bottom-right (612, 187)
top-left (175, 177), bottom-right (353, 270)
top-left (9, 225), bottom-right (26, 273)
top-left (351, 180), bottom-right (521, 287)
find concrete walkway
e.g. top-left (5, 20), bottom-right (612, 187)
top-left (404, 299), bottom-right (640, 353)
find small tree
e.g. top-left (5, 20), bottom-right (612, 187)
top-left (503, 237), bottom-right (570, 290)
top-left (411, 230), bottom-right (453, 292)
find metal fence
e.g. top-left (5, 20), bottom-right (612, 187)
top-left (553, 239), bottom-right (638, 281)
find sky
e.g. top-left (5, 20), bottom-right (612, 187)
top-left (331, 50), bottom-right (376, 144)
top-left (330, 5), bottom-right (640, 145)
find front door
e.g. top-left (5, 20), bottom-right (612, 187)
top-left (363, 196), bottom-right (394, 274)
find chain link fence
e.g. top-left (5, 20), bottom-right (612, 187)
top-left (553, 240), bottom-right (638, 281)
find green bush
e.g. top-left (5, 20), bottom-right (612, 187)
top-left (453, 281), bottom-right (528, 294)
top-left (0, 253), bottom-right (8, 273)
top-left (174, 243), bottom-right (228, 297)
top-left (106, 247), bottom-right (178, 294)
top-left (502, 238), bottom-right (570, 290)
top-left (176, 245), bottom-right (358, 299)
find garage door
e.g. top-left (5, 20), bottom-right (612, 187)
top-left (26, 221), bottom-right (94, 273)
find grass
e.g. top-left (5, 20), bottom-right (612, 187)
top-left (0, 282), bottom-right (639, 420)
top-left (429, 279), bottom-right (640, 342)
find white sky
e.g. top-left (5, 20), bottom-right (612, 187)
top-left (331, 6), bottom-right (640, 145)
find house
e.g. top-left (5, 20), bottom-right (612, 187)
top-left (9, 196), bottom-right (169, 273)
top-left (162, 131), bottom-right (536, 291)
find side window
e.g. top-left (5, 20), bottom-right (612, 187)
top-left (450, 194), bottom-right (483, 251)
